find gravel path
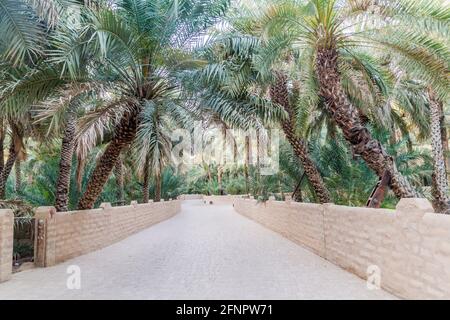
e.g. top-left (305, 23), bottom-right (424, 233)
top-left (0, 200), bottom-right (396, 299)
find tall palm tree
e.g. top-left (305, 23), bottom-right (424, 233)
top-left (134, 94), bottom-right (192, 202)
top-left (39, 0), bottom-right (230, 209)
top-left (136, 107), bottom-right (168, 203)
top-left (0, 121), bottom-right (27, 198)
top-left (114, 156), bottom-right (125, 205)
top-left (0, 0), bottom-right (99, 209)
top-left (33, 88), bottom-right (96, 211)
top-left (249, 0), bottom-right (449, 203)
top-left (269, 71), bottom-right (330, 202)
top-left (188, 32), bottom-right (330, 202)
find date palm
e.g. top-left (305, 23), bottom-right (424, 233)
top-left (187, 32), bottom-right (330, 202)
top-left (248, 0), bottom-right (449, 203)
top-left (33, 89), bottom-right (95, 211)
top-left (269, 71), bottom-right (331, 202)
top-left (37, 0), bottom-right (230, 209)
top-left (133, 93), bottom-right (192, 202)
top-left (0, 0), bottom-right (98, 209)
top-left (0, 121), bottom-right (27, 198)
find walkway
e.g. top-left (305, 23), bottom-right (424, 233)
top-left (0, 200), bottom-right (395, 299)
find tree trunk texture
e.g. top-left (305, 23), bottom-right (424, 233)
top-left (113, 158), bottom-right (124, 205)
top-left (366, 170), bottom-right (391, 208)
top-left (154, 172), bottom-right (161, 202)
top-left (78, 106), bottom-right (140, 209)
top-left (15, 159), bottom-right (21, 192)
top-left (429, 90), bottom-right (450, 213)
top-left (55, 111), bottom-right (76, 212)
top-left (218, 167), bottom-right (224, 195)
top-left (0, 122), bottom-right (4, 174)
top-left (292, 172), bottom-right (306, 202)
top-left (0, 140), bottom-right (18, 199)
top-left (256, 129), bottom-right (261, 178)
top-left (270, 71), bottom-right (331, 203)
top-left (244, 135), bottom-right (250, 193)
top-left (142, 154), bottom-right (150, 203)
top-left (75, 155), bottom-right (85, 193)
top-left (438, 101), bottom-right (450, 177)
top-left (315, 46), bottom-right (419, 200)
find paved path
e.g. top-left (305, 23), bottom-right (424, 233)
top-left (0, 200), bottom-right (395, 299)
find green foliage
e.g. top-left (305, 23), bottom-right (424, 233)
top-left (0, 0), bottom-right (448, 212)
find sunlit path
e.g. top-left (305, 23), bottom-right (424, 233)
top-left (0, 200), bottom-right (395, 300)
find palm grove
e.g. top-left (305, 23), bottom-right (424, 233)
top-left (0, 0), bottom-right (449, 214)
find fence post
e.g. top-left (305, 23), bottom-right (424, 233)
top-left (34, 207), bottom-right (56, 267)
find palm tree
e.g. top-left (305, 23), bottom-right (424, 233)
top-left (0, 0), bottom-right (99, 209)
top-left (0, 121), bottom-right (27, 198)
top-left (40, 0), bottom-right (230, 209)
top-left (33, 89), bottom-right (95, 211)
top-left (188, 32), bottom-right (331, 201)
top-left (269, 71), bottom-right (330, 202)
top-left (249, 0), bottom-right (449, 204)
top-left (136, 108), bottom-right (162, 203)
top-left (0, 0), bottom-right (52, 199)
top-left (134, 94), bottom-right (192, 202)
top-left (53, 107), bottom-right (77, 211)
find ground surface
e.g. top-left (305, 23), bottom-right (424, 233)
top-left (0, 200), bottom-right (396, 299)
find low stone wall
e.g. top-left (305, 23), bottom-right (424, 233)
top-left (202, 195), bottom-right (244, 205)
top-left (34, 200), bottom-right (181, 267)
top-left (0, 210), bottom-right (13, 283)
top-left (234, 198), bottom-right (450, 299)
top-left (178, 194), bottom-right (203, 200)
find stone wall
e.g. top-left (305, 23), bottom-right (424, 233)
top-left (0, 209), bottom-right (13, 283)
top-left (234, 198), bottom-right (450, 299)
top-left (34, 200), bottom-right (181, 267)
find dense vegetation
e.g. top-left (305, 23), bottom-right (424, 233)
top-left (0, 0), bottom-right (449, 215)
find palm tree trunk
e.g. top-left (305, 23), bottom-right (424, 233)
top-left (75, 155), bottom-right (85, 193)
top-left (429, 89), bottom-right (450, 213)
top-left (292, 172), bottom-right (306, 202)
top-left (315, 46), bottom-right (419, 200)
top-left (142, 154), bottom-right (150, 203)
top-left (154, 171), bottom-right (161, 202)
top-left (270, 72), bottom-right (331, 203)
top-left (256, 129), bottom-right (261, 177)
top-left (438, 101), bottom-right (450, 177)
top-left (113, 158), bottom-right (124, 205)
top-left (55, 111), bottom-right (76, 212)
top-left (0, 140), bottom-right (17, 199)
top-left (14, 159), bottom-right (21, 192)
top-left (244, 135), bottom-right (250, 193)
top-left (0, 121), bottom-right (4, 174)
top-left (217, 166), bottom-right (223, 195)
top-left (78, 106), bottom-right (140, 209)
